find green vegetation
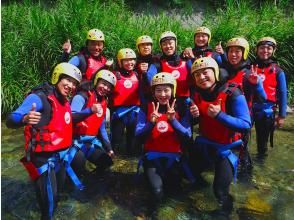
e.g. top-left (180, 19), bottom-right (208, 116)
top-left (2, 0), bottom-right (294, 115)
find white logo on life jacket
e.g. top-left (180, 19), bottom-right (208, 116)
top-left (124, 79), bottom-right (133, 88)
top-left (96, 104), bottom-right (104, 117)
top-left (171, 70), bottom-right (180, 79)
top-left (64, 112), bottom-right (71, 124)
top-left (157, 121), bottom-right (168, 133)
top-left (259, 74), bottom-right (266, 82)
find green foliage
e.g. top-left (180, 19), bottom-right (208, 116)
top-left (2, 0), bottom-right (294, 115)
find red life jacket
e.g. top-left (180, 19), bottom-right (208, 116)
top-left (112, 71), bottom-right (140, 107)
top-left (161, 59), bottom-right (190, 97)
top-left (144, 103), bottom-right (181, 153)
top-left (227, 70), bottom-right (245, 91)
top-left (257, 64), bottom-right (278, 102)
top-left (192, 84), bottom-right (241, 144)
top-left (78, 51), bottom-right (107, 81)
top-left (24, 93), bottom-right (72, 152)
top-left (73, 90), bottom-right (107, 136)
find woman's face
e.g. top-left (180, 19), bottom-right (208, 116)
top-left (56, 77), bottom-right (78, 97)
top-left (257, 44), bottom-right (274, 60)
top-left (95, 79), bottom-right (112, 96)
top-left (228, 46), bottom-right (243, 66)
top-left (194, 33), bottom-right (209, 47)
top-left (154, 85), bottom-right (172, 105)
top-left (161, 39), bottom-right (176, 56)
top-left (121, 58), bottom-right (136, 71)
top-left (193, 68), bottom-right (216, 91)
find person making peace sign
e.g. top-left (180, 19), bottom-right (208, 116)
top-left (135, 72), bottom-right (193, 202)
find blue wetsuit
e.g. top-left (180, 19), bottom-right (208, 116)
top-left (252, 58), bottom-right (287, 153)
top-left (189, 83), bottom-right (251, 211)
top-left (70, 91), bottom-right (113, 173)
top-left (135, 102), bottom-right (192, 200)
top-left (6, 83), bottom-right (70, 220)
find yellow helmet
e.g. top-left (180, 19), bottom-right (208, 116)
top-left (51, 63), bottom-right (82, 85)
top-left (94, 69), bottom-right (117, 87)
top-left (136, 35), bottom-right (153, 51)
top-left (256, 37), bottom-right (277, 52)
top-left (117, 48), bottom-right (136, 68)
top-left (151, 72), bottom-right (177, 97)
top-left (87, 29), bottom-right (105, 42)
top-left (194, 26), bottom-right (212, 44)
top-left (191, 57), bottom-right (219, 81)
top-left (159, 31), bottom-right (177, 47)
top-left (226, 37), bottom-right (250, 60)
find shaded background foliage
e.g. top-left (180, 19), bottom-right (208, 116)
top-left (2, 0), bottom-right (294, 115)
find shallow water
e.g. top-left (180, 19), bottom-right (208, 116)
top-left (2, 115), bottom-right (294, 220)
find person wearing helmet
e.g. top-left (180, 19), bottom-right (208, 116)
top-left (6, 63), bottom-right (82, 220)
top-left (68, 70), bottom-right (116, 180)
top-left (135, 72), bottom-right (192, 202)
top-left (182, 26), bottom-right (224, 65)
top-left (135, 35), bottom-right (159, 104)
top-left (223, 37), bottom-right (267, 172)
top-left (110, 48), bottom-right (141, 155)
top-left (151, 31), bottom-right (193, 117)
top-left (189, 57), bottom-right (251, 216)
top-left (251, 37), bottom-right (287, 156)
top-left (61, 28), bottom-right (113, 81)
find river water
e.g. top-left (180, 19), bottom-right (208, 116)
top-left (2, 115), bottom-right (294, 220)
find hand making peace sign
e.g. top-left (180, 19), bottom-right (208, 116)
top-left (150, 102), bottom-right (161, 123)
top-left (248, 64), bottom-right (259, 85)
top-left (167, 99), bottom-right (176, 121)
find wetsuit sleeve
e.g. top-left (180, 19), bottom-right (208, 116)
top-left (169, 109), bottom-right (192, 139)
top-left (186, 59), bottom-right (193, 72)
top-left (277, 71), bottom-right (287, 118)
top-left (216, 94), bottom-right (251, 131)
top-left (135, 108), bottom-right (155, 140)
top-left (68, 55), bottom-right (81, 67)
top-left (98, 118), bottom-right (112, 152)
top-left (212, 52), bottom-right (223, 66)
top-left (6, 94), bottom-right (43, 128)
top-left (146, 64), bottom-right (158, 85)
top-left (71, 94), bottom-right (92, 123)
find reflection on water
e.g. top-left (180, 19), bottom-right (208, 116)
top-left (2, 115), bottom-right (294, 219)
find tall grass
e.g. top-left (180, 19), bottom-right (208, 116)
top-left (2, 0), bottom-right (294, 115)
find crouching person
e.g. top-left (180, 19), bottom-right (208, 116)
top-left (69, 70), bottom-right (116, 179)
top-left (6, 63), bottom-right (82, 220)
top-left (189, 57), bottom-right (251, 216)
top-left (135, 72), bottom-right (193, 202)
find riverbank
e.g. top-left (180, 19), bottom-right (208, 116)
top-left (2, 114), bottom-right (294, 219)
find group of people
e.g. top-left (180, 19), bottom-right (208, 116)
top-left (6, 26), bottom-right (287, 219)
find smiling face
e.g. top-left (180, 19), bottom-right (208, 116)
top-left (227, 46), bottom-right (243, 66)
top-left (154, 84), bottom-right (172, 105)
top-left (87, 40), bottom-right (104, 57)
top-left (122, 58), bottom-right (136, 71)
top-left (161, 39), bottom-right (176, 56)
top-left (95, 79), bottom-right (113, 97)
top-left (56, 76), bottom-right (78, 97)
top-left (138, 43), bottom-right (152, 56)
top-left (193, 68), bottom-right (216, 91)
top-left (257, 44), bottom-right (274, 60)
top-left (194, 33), bottom-right (209, 47)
